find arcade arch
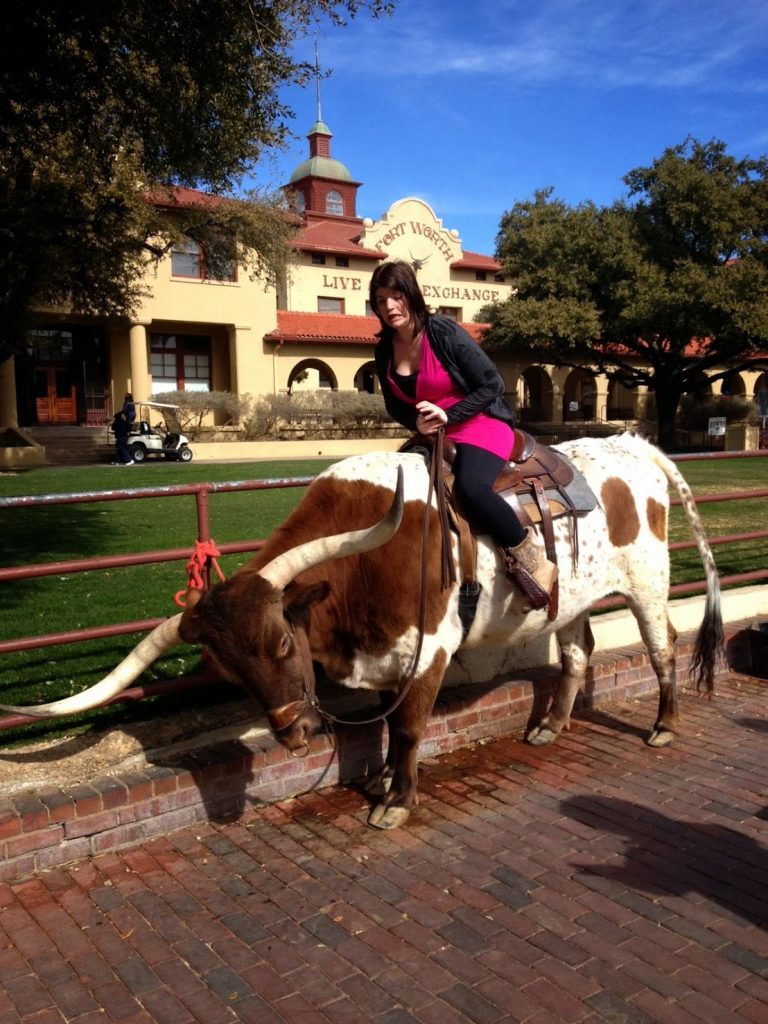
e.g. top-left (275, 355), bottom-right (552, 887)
top-left (562, 368), bottom-right (597, 421)
top-left (516, 366), bottom-right (554, 422)
top-left (354, 361), bottom-right (378, 394)
top-left (606, 378), bottom-right (635, 420)
top-left (689, 374), bottom-right (714, 401)
top-left (719, 370), bottom-right (747, 398)
top-left (287, 359), bottom-right (337, 393)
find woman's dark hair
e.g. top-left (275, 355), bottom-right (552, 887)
top-left (369, 260), bottom-right (430, 338)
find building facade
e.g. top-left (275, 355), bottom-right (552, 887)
top-left (3, 113), bottom-right (515, 433)
top-left (3, 113), bottom-right (767, 439)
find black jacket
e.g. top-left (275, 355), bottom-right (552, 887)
top-left (374, 315), bottom-right (515, 432)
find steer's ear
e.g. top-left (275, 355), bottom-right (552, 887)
top-left (284, 580), bottom-right (331, 617)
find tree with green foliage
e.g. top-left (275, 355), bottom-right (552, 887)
top-left (480, 138), bottom-right (768, 449)
top-left (0, 0), bottom-right (393, 369)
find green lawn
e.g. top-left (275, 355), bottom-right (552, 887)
top-left (0, 458), bottom-right (334, 743)
top-left (1, 452), bottom-right (766, 745)
top-left (666, 456), bottom-right (768, 583)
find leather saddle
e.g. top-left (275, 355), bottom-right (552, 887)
top-left (399, 429), bottom-right (598, 622)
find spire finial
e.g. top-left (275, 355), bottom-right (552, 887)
top-left (314, 38), bottom-right (322, 123)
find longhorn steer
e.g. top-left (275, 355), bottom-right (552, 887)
top-left (1, 434), bottom-right (723, 830)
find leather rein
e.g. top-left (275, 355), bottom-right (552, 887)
top-left (267, 430), bottom-right (452, 742)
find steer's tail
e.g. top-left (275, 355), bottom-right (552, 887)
top-left (649, 445), bottom-right (724, 693)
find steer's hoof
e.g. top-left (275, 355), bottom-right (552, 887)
top-left (368, 803), bottom-right (410, 830)
top-left (526, 724), bottom-right (559, 746)
top-left (646, 728), bottom-right (675, 748)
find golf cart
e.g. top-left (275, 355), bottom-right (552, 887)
top-left (126, 402), bottom-right (194, 463)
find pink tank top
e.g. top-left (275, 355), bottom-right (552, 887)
top-left (388, 333), bottom-right (513, 460)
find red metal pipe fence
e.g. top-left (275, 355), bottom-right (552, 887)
top-left (0, 477), bottom-right (312, 654)
top-left (1, 453), bottom-right (767, 730)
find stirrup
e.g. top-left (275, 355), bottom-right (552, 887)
top-left (505, 562), bottom-right (551, 610)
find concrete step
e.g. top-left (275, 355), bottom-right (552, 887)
top-left (27, 427), bottom-right (113, 466)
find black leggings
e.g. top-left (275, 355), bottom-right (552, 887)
top-left (451, 443), bottom-right (526, 548)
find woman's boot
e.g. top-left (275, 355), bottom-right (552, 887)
top-left (501, 528), bottom-right (558, 611)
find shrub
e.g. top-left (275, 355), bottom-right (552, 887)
top-left (150, 390), bottom-right (248, 439)
top-left (151, 389), bottom-right (404, 441)
top-left (678, 394), bottom-right (756, 431)
top-left (236, 390), bottom-right (401, 439)
top-left (239, 394), bottom-right (292, 439)
top-left (280, 390), bottom-right (393, 438)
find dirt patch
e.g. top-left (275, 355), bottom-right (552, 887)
top-left (0, 697), bottom-right (267, 800)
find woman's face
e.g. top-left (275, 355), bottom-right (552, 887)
top-left (375, 286), bottom-right (414, 335)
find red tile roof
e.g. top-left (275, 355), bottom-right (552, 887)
top-left (293, 218), bottom-right (383, 260)
top-left (294, 222), bottom-right (503, 270)
top-left (268, 311), bottom-right (381, 345)
top-left (146, 185), bottom-right (225, 210)
top-left (267, 311), bottom-right (488, 345)
top-left (450, 250), bottom-right (503, 271)
top-left (462, 322), bottom-right (487, 342)
top-left (146, 191), bottom-right (502, 274)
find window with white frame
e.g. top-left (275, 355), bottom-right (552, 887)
top-left (171, 241), bottom-right (202, 278)
top-left (318, 297), bottom-right (344, 314)
top-left (171, 240), bottom-right (235, 282)
top-left (151, 334), bottom-right (211, 391)
top-left (326, 190), bottom-right (344, 216)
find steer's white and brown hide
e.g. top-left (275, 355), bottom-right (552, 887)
top-left (1, 434), bottom-right (723, 830)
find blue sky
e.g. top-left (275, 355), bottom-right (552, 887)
top-left (249, 0), bottom-right (768, 256)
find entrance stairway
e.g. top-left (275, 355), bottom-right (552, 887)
top-left (26, 425), bottom-right (114, 466)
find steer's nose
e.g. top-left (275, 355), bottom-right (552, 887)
top-left (280, 707), bottom-right (323, 755)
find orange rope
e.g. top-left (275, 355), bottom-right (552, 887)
top-left (174, 539), bottom-right (225, 607)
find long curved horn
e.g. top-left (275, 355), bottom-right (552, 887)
top-left (260, 465), bottom-right (405, 591)
top-left (0, 613), bottom-right (183, 719)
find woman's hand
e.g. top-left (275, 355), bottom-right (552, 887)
top-left (415, 401), bottom-right (448, 435)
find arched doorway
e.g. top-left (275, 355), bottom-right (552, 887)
top-left (287, 360), bottom-right (338, 393)
top-left (607, 377), bottom-right (635, 420)
top-left (354, 361), bottom-right (377, 394)
top-left (517, 366), bottom-right (554, 423)
top-left (756, 375), bottom-right (768, 443)
top-left (562, 368), bottom-right (597, 421)
top-left (688, 374), bottom-right (714, 401)
top-left (720, 371), bottom-right (746, 398)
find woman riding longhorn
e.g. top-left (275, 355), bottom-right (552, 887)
top-left (371, 259), bottom-right (557, 611)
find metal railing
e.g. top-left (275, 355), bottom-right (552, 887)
top-left (0, 476), bottom-right (313, 655)
top-left (1, 452), bottom-right (767, 730)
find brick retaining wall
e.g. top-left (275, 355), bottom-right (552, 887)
top-left (0, 623), bottom-right (755, 882)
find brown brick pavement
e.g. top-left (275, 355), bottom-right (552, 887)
top-left (0, 670), bottom-right (765, 1023)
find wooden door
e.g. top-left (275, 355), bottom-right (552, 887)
top-left (34, 367), bottom-right (77, 423)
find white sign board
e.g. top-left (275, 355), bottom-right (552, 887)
top-left (708, 417), bottom-right (727, 436)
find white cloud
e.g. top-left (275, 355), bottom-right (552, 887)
top-left (316, 0), bottom-right (768, 93)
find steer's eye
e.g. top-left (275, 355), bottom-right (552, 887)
top-left (278, 633), bottom-right (292, 658)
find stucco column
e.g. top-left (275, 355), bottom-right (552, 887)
top-left (550, 368), bottom-right (570, 426)
top-left (502, 368), bottom-right (519, 415)
top-left (635, 384), bottom-right (650, 421)
top-left (550, 384), bottom-right (564, 425)
top-left (128, 323), bottom-right (152, 401)
top-left (594, 375), bottom-right (610, 422)
top-left (0, 356), bottom-right (19, 429)
top-left (227, 325), bottom-right (255, 397)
